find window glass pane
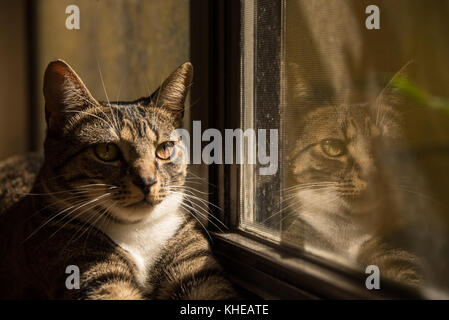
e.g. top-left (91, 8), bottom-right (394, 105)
top-left (241, 0), bottom-right (449, 296)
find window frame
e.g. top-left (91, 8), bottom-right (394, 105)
top-left (190, 0), bottom-right (423, 300)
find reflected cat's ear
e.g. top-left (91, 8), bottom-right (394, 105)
top-left (287, 62), bottom-right (311, 101)
top-left (149, 62), bottom-right (193, 122)
top-left (43, 59), bottom-right (98, 131)
top-left (371, 63), bottom-right (413, 135)
top-left (374, 61), bottom-right (413, 108)
top-left (287, 62), bottom-right (334, 104)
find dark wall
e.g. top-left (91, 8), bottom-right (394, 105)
top-left (0, 0), bottom-right (28, 159)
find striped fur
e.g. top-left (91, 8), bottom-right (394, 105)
top-left (0, 60), bottom-right (237, 299)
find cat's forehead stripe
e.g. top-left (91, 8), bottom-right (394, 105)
top-left (119, 118), bottom-right (158, 142)
top-left (64, 103), bottom-right (164, 142)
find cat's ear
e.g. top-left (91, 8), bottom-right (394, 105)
top-left (43, 59), bottom-right (98, 131)
top-left (374, 61), bottom-right (413, 108)
top-left (287, 62), bottom-right (311, 101)
top-left (149, 62), bottom-right (193, 122)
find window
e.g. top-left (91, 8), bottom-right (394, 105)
top-left (203, 0), bottom-right (449, 299)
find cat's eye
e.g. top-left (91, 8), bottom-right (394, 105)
top-left (156, 141), bottom-right (176, 160)
top-left (320, 139), bottom-right (346, 157)
top-left (94, 143), bottom-right (120, 162)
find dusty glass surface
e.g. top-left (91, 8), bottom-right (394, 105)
top-left (240, 0), bottom-right (449, 296)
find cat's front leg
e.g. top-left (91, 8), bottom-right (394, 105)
top-left (357, 238), bottom-right (422, 288)
top-left (76, 262), bottom-right (144, 300)
top-left (44, 234), bottom-right (145, 300)
top-left (61, 260), bottom-right (144, 300)
top-left (146, 220), bottom-right (239, 300)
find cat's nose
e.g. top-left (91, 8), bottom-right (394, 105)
top-left (133, 176), bottom-right (157, 194)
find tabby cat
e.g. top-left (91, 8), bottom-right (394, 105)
top-left (284, 70), bottom-right (423, 287)
top-left (0, 60), bottom-right (237, 299)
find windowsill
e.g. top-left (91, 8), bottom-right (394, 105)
top-left (212, 231), bottom-right (424, 299)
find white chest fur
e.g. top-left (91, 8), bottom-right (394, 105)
top-left (301, 209), bottom-right (372, 264)
top-left (297, 189), bottom-right (372, 265)
top-left (98, 193), bottom-right (184, 286)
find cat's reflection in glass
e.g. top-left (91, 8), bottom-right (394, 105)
top-left (281, 68), bottom-right (425, 288)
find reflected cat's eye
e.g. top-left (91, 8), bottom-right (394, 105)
top-left (94, 143), bottom-right (120, 162)
top-left (156, 141), bottom-right (175, 160)
top-left (320, 139), bottom-right (346, 157)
